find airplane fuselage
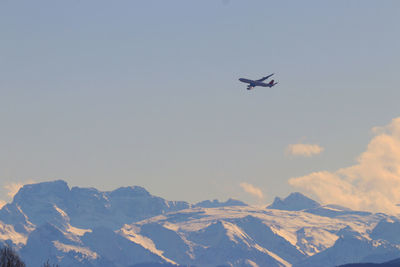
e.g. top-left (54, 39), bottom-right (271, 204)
top-left (239, 78), bottom-right (270, 87)
top-left (239, 74), bottom-right (277, 90)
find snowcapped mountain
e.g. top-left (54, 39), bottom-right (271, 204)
top-left (3, 180), bottom-right (189, 230)
top-left (0, 180), bottom-right (399, 267)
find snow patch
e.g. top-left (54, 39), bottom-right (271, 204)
top-left (244, 259), bottom-right (259, 267)
top-left (253, 244), bottom-right (292, 267)
top-left (162, 222), bottom-right (180, 232)
top-left (270, 226), bottom-right (298, 247)
top-left (67, 225), bottom-right (92, 236)
top-left (296, 227), bottom-right (338, 256)
top-left (53, 205), bottom-right (68, 219)
top-left (53, 240), bottom-right (98, 260)
top-left (221, 221), bottom-right (251, 246)
top-left (0, 222), bottom-right (27, 245)
top-left (118, 225), bottom-right (177, 265)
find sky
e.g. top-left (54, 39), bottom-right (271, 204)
top-left (1, 1), bottom-right (400, 211)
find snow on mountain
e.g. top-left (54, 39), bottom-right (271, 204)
top-left (294, 226), bottom-right (400, 267)
top-left (129, 205), bottom-right (386, 266)
top-left (81, 227), bottom-right (169, 267)
top-left (234, 215), bottom-right (305, 263)
top-left (0, 221), bottom-right (26, 246)
top-left (184, 219), bottom-right (291, 267)
top-left (304, 204), bottom-right (372, 218)
top-left (19, 222), bottom-right (106, 267)
top-left (118, 224), bottom-right (177, 264)
top-left (128, 222), bottom-right (193, 264)
top-left (2, 180), bottom-right (190, 231)
top-left (0, 180), bottom-right (399, 267)
top-left (295, 227), bottom-right (338, 256)
top-left (0, 202), bottom-right (36, 235)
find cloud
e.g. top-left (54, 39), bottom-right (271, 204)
top-left (4, 182), bottom-right (25, 199)
top-left (286, 143), bottom-right (324, 157)
top-left (240, 182), bottom-right (264, 200)
top-left (0, 180), bottom-right (35, 209)
top-left (2, 180), bottom-right (35, 200)
top-left (289, 117), bottom-right (400, 214)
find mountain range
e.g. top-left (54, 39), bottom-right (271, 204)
top-left (1, 180), bottom-right (400, 267)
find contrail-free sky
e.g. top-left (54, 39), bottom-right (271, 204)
top-left (1, 1), bottom-right (400, 211)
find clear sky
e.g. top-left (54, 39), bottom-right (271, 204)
top-left (1, 1), bottom-right (400, 209)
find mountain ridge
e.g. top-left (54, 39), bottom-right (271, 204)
top-left (0, 180), bottom-right (398, 267)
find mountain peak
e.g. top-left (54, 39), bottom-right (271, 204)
top-left (109, 186), bottom-right (151, 198)
top-left (194, 198), bottom-right (247, 208)
top-left (267, 192), bottom-right (320, 211)
top-left (13, 180), bottom-right (70, 203)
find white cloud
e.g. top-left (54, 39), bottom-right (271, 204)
top-left (4, 182), bottom-right (25, 199)
top-left (286, 143), bottom-right (324, 157)
top-left (0, 200), bottom-right (6, 209)
top-left (2, 180), bottom-right (35, 200)
top-left (289, 117), bottom-right (400, 214)
top-left (240, 182), bottom-right (264, 200)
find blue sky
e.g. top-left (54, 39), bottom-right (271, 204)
top-left (1, 1), bottom-right (400, 207)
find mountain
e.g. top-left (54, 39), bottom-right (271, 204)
top-left (267, 192), bottom-right (320, 211)
top-left (369, 217), bottom-right (400, 244)
top-left (294, 226), bottom-right (400, 267)
top-left (1, 180), bottom-right (189, 230)
top-left (339, 256), bottom-right (400, 266)
top-left (0, 180), bottom-right (399, 267)
top-left (194, 198), bottom-right (247, 208)
top-left (303, 204), bottom-right (372, 218)
top-left (19, 222), bottom-right (112, 267)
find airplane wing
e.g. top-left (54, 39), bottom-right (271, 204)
top-left (256, 73), bottom-right (274, 82)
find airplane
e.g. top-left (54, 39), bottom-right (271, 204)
top-left (238, 73), bottom-right (278, 90)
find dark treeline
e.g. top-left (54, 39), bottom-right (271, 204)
top-left (0, 246), bottom-right (59, 267)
